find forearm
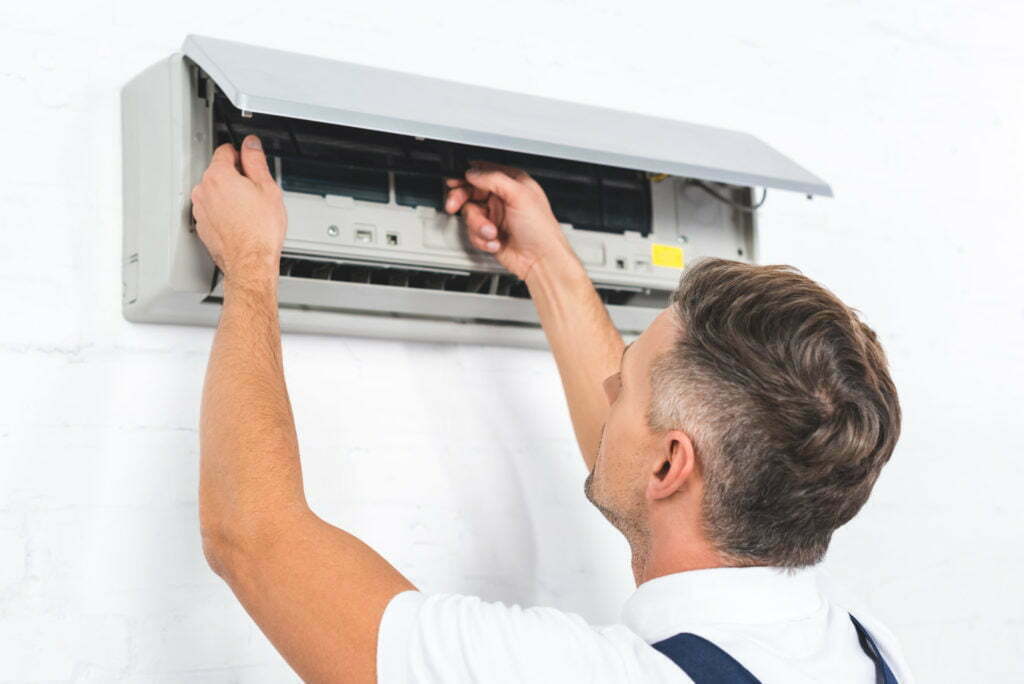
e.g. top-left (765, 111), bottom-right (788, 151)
top-left (190, 139), bottom-right (416, 682)
top-left (526, 253), bottom-right (624, 469)
top-left (198, 273), bottom-right (415, 684)
top-left (199, 274), bottom-right (308, 561)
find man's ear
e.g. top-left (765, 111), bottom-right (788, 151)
top-left (646, 430), bottom-right (697, 501)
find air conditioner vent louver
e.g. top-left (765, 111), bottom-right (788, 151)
top-left (268, 257), bottom-right (669, 306)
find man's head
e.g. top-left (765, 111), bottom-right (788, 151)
top-left (585, 259), bottom-right (900, 572)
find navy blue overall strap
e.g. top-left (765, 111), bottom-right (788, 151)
top-left (651, 614), bottom-right (899, 683)
top-left (651, 632), bottom-right (759, 683)
top-left (849, 615), bottom-right (899, 684)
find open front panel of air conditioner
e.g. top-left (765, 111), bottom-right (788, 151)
top-left (121, 36), bottom-right (829, 347)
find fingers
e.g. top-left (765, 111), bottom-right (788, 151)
top-left (190, 184), bottom-right (208, 232)
top-left (461, 202), bottom-right (501, 253)
top-left (466, 231), bottom-right (498, 254)
top-left (447, 160), bottom-right (535, 210)
top-left (445, 176), bottom-right (500, 253)
top-left (444, 183), bottom-right (472, 214)
top-left (240, 135), bottom-right (276, 188)
top-left (210, 143), bottom-right (240, 171)
top-left (444, 178), bottom-right (493, 214)
top-left (463, 165), bottom-right (522, 204)
top-left (190, 196), bottom-right (206, 226)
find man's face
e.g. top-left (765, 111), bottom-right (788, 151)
top-left (585, 308), bottom-right (679, 542)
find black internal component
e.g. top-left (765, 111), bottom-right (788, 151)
top-left (212, 91), bottom-right (652, 236)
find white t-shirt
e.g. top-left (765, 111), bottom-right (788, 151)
top-left (377, 566), bottom-right (914, 683)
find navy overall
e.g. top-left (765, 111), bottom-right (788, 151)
top-left (652, 615), bottom-right (898, 684)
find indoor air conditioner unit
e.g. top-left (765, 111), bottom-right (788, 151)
top-left (121, 35), bottom-right (831, 347)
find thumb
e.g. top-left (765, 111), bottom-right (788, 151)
top-left (240, 135), bottom-right (275, 187)
top-left (464, 166), bottom-right (522, 204)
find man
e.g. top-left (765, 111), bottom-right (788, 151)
top-left (191, 134), bottom-right (912, 683)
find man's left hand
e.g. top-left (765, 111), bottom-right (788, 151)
top-left (191, 135), bottom-right (286, 283)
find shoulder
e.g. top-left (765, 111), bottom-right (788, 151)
top-left (814, 570), bottom-right (915, 683)
top-left (377, 591), bottom-right (689, 684)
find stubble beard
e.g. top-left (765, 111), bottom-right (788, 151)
top-left (584, 461), bottom-right (651, 576)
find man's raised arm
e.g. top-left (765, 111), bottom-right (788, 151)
top-left (192, 136), bottom-right (414, 684)
top-left (445, 165), bottom-right (624, 468)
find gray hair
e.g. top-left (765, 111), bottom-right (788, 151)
top-left (647, 259), bottom-right (901, 567)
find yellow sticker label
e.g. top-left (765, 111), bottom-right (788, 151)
top-left (651, 243), bottom-right (684, 269)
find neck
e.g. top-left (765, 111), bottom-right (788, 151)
top-left (630, 521), bottom-right (728, 586)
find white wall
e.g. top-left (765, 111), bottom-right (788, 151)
top-left (1, 1), bottom-right (1021, 681)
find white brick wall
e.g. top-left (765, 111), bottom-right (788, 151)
top-left (1, 1), bottom-right (1021, 681)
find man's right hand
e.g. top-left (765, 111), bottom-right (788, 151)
top-left (444, 162), bottom-right (575, 281)
top-left (446, 162), bottom-right (623, 469)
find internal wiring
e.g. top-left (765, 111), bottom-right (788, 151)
top-left (685, 179), bottom-right (767, 213)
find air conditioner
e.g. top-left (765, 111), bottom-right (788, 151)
top-left (121, 35), bottom-right (831, 347)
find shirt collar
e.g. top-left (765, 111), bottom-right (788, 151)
top-left (621, 566), bottom-right (825, 644)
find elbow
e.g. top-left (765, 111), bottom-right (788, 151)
top-left (200, 511), bottom-right (256, 582)
top-left (199, 500), bottom-right (239, 579)
top-left (199, 504), bottom-right (311, 581)
top-left (200, 523), bottom-right (240, 580)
